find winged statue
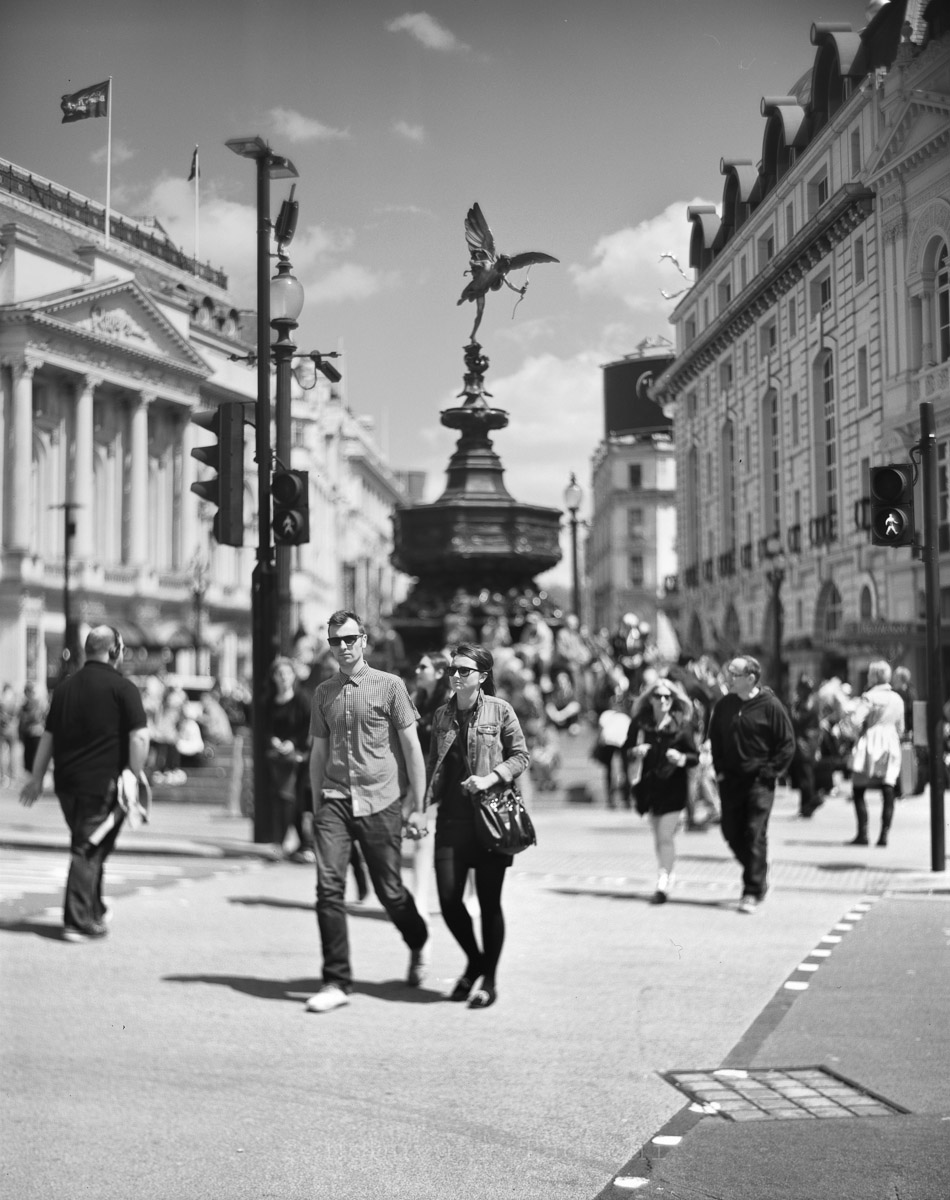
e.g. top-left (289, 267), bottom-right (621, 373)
top-left (457, 203), bottom-right (558, 341)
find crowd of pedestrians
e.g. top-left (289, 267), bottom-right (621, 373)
top-left (8, 604), bottom-right (949, 1014)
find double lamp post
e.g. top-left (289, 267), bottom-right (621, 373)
top-left (225, 136), bottom-right (339, 843)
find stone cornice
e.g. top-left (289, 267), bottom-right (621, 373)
top-left (655, 184), bottom-right (874, 395)
top-left (7, 311), bottom-right (209, 382)
top-left (1, 277), bottom-right (210, 374)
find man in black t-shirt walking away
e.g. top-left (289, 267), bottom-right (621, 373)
top-left (20, 626), bottom-right (149, 941)
top-left (709, 655), bottom-right (795, 914)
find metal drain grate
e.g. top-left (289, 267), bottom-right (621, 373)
top-left (664, 1066), bottom-right (909, 1122)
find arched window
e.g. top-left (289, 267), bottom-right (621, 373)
top-left (813, 351), bottom-right (838, 521)
top-left (815, 581), bottom-right (843, 640)
top-left (938, 242), bottom-right (949, 363)
top-left (720, 419), bottom-right (736, 552)
top-left (687, 611), bottom-right (704, 656)
top-left (685, 444), bottom-right (700, 567)
top-left (760, 388), bottom-right (781, 533)
top-left (722, 604), bottom-right (742, 657)
top-left (859, 584), bottom-right (874, 620)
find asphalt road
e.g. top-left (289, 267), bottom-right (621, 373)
top-left (4, 772), bottom-right (940, 1200)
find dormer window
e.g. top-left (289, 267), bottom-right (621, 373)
top-left (808, 168), bottom-right (830, 218)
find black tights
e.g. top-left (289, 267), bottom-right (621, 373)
top-left (435, 849), bottom-right (507, 985)
top-left (852, 783), bottom-right (895, 837)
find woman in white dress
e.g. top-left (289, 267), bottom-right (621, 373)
top-left (847, 661), bottom-right (905, 847)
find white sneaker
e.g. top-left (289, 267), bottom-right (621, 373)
top-left (305, 984), bottom-right (350, 1013)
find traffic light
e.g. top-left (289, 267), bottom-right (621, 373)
top-left (272, 469), bottom-right (310, 545)
top-left (190, 403), bottom-right (244, 546)
top-left (869, 463), bottom-right (915, 548)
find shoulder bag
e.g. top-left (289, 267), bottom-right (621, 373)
top-left (461, 721), bottom-right (536, 855)
top-left (472, 780), bottom-right (537, 855)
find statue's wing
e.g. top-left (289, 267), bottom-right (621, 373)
top-left (507, 252), bottom-right (560, 270)
top-left (464, 204), bottom-right (496, 259)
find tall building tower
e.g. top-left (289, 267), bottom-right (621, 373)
top-left (588, 342), bottom-right (677, 636)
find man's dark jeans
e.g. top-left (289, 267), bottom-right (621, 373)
top-left (58, 790), bottom-right (123, 931)
top-left (314, 795), bottom-right (427, 990)
top-left (719, 777), bottom-right (775, 900)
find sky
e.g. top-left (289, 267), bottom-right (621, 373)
top-left (2, 0), bottom-right (873, 587)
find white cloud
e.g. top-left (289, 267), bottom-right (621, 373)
top-left (268, 107), bottom-right (349, 143)
top-left (386, 12), bottom-right (469, 52)
top-left (136, 178), bottom-right (367, 306)
top-left (571, 198), bottom-right (710, 313)
top-left (374, 203), bottom-right (435, 218)
top-left (92, 139), bottom-right (134, 166)
top-left (393, 120), bottom-right (426, 143)
top-left (303, 262), bottom-right (399, 304)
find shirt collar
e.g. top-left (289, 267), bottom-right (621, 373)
top-left (341, 663), bottom-right (369, 686)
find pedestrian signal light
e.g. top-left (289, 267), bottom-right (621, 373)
top-left (869, 463), bottom-right (914, 548)
top-left (190, 403), bottom-right (245, 546)
top-left (272, 469), bottom-right (310, 545)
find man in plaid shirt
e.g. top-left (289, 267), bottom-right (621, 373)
top-left (305, 610), bottom-right (429, 1013)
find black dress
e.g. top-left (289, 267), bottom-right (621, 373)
top-left (434, 709), bottom-right (512, 866)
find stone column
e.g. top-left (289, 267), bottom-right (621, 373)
top-left (180, 408), bottom-right (198, 564)
top-left (920, 290), bottom-right (934, 367)
top-left (72, 375), bottom-right (99, 561)
top-left (9, 358), bottom-right (38, 551)
top-left (129, 392), bottom-right (152, 565)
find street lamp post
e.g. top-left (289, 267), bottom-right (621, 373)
top-left (190, 552), bottom-right (208, 675)
top-left (271, 255), bottom-right (305, 655)
top-left (763, 537), bottom-right (786, 702)
top-left (563, 473), bottom-right (583, 622)
top-left (51, 501), bottom-right (80, 677)
top-left (226, 136), bottom-right (297, 845)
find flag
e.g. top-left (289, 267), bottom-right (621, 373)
top-left (60, 79), bottom-right (110, 123)
top-left (188, 146), bottom-right (199, 182)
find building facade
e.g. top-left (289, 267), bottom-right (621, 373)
top-left (588, 347), bottom-right (678, 635)
top-left (655, 2), bottom-right (950, 695)
top-left (0, 158), bottom-right (408, 691)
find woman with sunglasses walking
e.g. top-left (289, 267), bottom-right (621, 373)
top-left (624, 678), bottom-right (699, 904)
top-left (425, 644), bottom-right (530, 1009)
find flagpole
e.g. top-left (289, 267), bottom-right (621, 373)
top-left (105, 76), bottom-right (113, 247)
top-left (194, 145), bottom-right (200, 274)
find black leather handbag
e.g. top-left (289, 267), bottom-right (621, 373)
top-left (472, 783), bottom-right (537, 856)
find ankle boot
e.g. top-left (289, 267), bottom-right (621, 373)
top-left (877, 830), bottom-right (889, 847)
top-left (847, 831), bottom-right (868, 846)
top-left (650, 871), bottom-right (671, 904)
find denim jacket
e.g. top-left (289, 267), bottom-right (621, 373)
top-left (424, 692), bottom-right (530, 808)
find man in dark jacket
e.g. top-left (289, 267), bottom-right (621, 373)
top-left (709, 655), bottom-right (795, 913)
top-left (19, 625), bottom-right (149, 940)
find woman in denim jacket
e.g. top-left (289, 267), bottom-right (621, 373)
top-left (425, 643), bottom-right (529, 1009)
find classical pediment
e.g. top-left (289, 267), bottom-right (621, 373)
top-left (867, 92), bottom-right (950, 184)
top-left (20, 279), bottom-right (209, 377)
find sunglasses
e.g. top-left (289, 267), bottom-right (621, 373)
top-left (327, 634), bottom-right (362, 648)
top-left (448, 665), bottom-right (478, 677)
top-left (653, 692), bottom-right (672, 701)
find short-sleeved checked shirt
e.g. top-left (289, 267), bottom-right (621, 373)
top-left (310, 664), bottom-right (420, 816)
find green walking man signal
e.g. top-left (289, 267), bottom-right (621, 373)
top-left (190, 403), bottom-right (245, 546)
top-left (868, 463), bottom-right (915, 548)
top-left (272, 469), bottom-right (310, 545)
